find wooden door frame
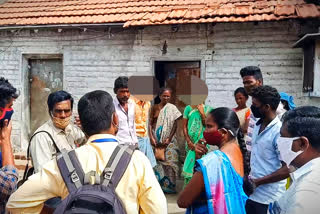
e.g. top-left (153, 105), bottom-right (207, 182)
top-left (150, 57), bottom-right (205, 81)
top-left (20, 53), bottom-right (63, 151)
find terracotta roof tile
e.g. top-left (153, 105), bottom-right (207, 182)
top-left (275, 5), bottom-right (295, 16)
top-left (0, 0), bottom-right (319, 27)
top-left (296, 4), bottom-right (320, 18)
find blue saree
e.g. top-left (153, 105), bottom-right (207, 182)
top-left (187, 150), bottom-right (247, 214)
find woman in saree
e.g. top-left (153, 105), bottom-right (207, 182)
top-left (177, 107), bottom-right (250, 214)
top-left (148, 87), bottom-right (182, 193)
top-left (233, 87), bottom-right (250, 135)
top-left (182, 104), bottom-right (212, 187)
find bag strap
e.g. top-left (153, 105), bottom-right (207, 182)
top-left (56, 149), bottom-right (83, 193)
top-left (101, 144), bottom-right (136, 188)
top-left (22, 130), bottom-right (60, 181)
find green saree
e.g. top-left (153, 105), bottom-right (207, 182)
top-left (182, 105), bottom-right (212, 186)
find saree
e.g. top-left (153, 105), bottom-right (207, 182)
top-left (187, 150), bottom-right (247, 214)
top-left (182, 105), bottom-right (212, 186)
top-left (154, 103), bottom-right (182, 193)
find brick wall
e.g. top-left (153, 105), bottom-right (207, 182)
top-left (0, 20), bottom-right (318, 152)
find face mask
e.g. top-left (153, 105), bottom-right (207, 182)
top-left (203, 129), bottom-right (223, 146)
top-left (52, 115), bottom-right (71, 130)
top-left (0, 108), bottom-right (14, 128)
top-left (250, 105), bottom-right (263, 118)
top-left (277, 137), bottom-right (302, 166)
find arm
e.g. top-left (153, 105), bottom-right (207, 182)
top-left (7, 160), bottom-right (68, 214)
top-left (253, 162), bottom-right (289, 187)
top-left (177, 171), bottom-right (205, 208)
top-left (167, 117), bottom-right (181, 141)
top-left (148, 106), bottom-right (157, 146)
top-left (30, 133), bottom-right (55, 173)
top-left (183, 119), bottom-right (195, 150)
top-left (0, 120), bottom-right (14, 166)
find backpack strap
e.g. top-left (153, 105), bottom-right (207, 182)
top-left (57, 149), bottom-right (83, 193)
top-left (23, 130), bottom-right (60, 181)
top-left (102, 144), bottom-right (136, 188)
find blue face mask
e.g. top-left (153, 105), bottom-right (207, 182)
top-left (0, 107), bottom-right (14, 128)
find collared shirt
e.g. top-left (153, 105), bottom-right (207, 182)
top-left (273, 157), bottom-right (320, 214)
top-left (7, 134), bottom-right (167, 214)
top-left (249, 116), bottom-right (286, 204)
top-left (30, 120), bottom-right (86, 173)
top-left (0, 165), bottom-right (18, 214)
top-left (113, 98), bottom-right (138, 145)
top-left (132, 97), bottom-right (151, 138)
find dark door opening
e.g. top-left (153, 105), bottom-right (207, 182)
top-left (154, 60), bottom-right (201, 164)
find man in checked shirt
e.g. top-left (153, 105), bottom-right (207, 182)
top-left (0, 77), bottom-right (19, 214)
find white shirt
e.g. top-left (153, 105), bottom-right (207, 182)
top-left (273, 157), bottom-right (320, 214)
top-left (113, 98), bottom-right (138, 145)
top-left (30, 120), bottom-right (86, 173)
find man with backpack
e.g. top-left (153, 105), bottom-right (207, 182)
top-left (7, 90), bottom-right (167, 214)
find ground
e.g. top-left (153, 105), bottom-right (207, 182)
top-left (167, 194), bottom-right (185, 214)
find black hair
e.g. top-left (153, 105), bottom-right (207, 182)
top-left (234, 87), bottom-right (249, 99)
top-left (282, 106), bottom-right (320, 152)
top-left (47, 90), bottom-right (74, 113)
top-left (78, 90), bottom-right (115, 136)
top-left (209, 107), bottom-right (250, 176)
top-left (251, 85), bottom-right (280, 110)
top-left (0, 77), bottom-right (19, 108)
top-left (114, 76), bottom-right (128, 93)
top-left (159, 87), bottom-right (172, 96)
top-left (240, 66), bottom-right (263, 83)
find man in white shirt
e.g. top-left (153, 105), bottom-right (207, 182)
top-left (273, 106), bottom-right (320, 214)
top-left (113, 76), bottom-right (138, 145)
top-left (30, 90), bottom-right (85, 173)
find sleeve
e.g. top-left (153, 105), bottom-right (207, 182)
top-left (73, 125), bottom-right (87, 146)
top-left (0, 165), bottom-right (18, 203)
top-left (136, 153), bottom-right (167, 214)
top-left (183, 105), bottom-right (191, 119)
top-left (6, 160), bottom-right (68, 214)
top-left (30, 133), bottom-right (55, 173)
top-left (273, 133), bottom-right (281, 161)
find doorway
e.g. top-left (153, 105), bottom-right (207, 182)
top-left (154, 60), bottom-right (201, 164)
top-left (28, 57), bottom-right (63, 134)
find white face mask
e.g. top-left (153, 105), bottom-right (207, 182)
top-left (277, 137), bottom-right (302, 166)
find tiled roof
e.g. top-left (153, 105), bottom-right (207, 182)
top-left (0, 0), bottom-right (319, 27)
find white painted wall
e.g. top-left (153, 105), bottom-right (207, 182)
top-left (0, 20), bottom-right (318, 151)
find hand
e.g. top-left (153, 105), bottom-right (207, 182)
top-left (74, 115), bottom-right (82, 130)
top-left (196, 104), bottom-right (204, 114)
top-left (187, 141), bottom-right (195, 151)
top-left (195, 143), bottom-right (208, 159)
top-left (163, 138), bottom-right (171, 146)
top-left (150, 138), bottom-right (157, 147)
top-left (0, 120), bottom-right (12, 144)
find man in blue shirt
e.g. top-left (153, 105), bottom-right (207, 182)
top-left (246, 85), bottom-right (290, 214)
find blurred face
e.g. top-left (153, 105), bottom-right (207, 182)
top-left (235, 92), bottom-right (248, 108)
top-left (242, 76), bottom-right (262, 95)
top-left (52, 100), bottom-right (72, 119)
top-left (116, 88), bottom-right (130, 104)
top-left (160, 90), bottom-right (171, 104)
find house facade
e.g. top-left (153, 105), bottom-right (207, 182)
top-left (0, 0), bottom-right (320, 151)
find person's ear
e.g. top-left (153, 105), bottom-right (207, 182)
top-left (219, 128), bottom-right (228, 138)
top-left (257, 79), bottom-right (263, 86)
top-left (299, 137), bottom-right (310, 152)
top-left (264, 104), bottom-right (271, 112)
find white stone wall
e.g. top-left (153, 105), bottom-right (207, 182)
top-left (0, 20), bottom-right (318, 151)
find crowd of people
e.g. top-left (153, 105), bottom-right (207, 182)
top-left (0, 65), bottom-right (319, 214)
